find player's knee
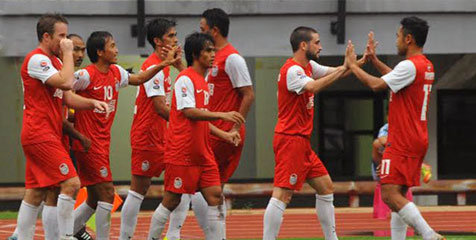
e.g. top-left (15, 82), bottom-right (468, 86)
top-left (61, 177), bottom-right (81, 197)
top-left (272, 188), bottom-right (293, 204)
top-left (205, 192), bottom-right (224, 206)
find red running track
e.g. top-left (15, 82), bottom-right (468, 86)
top-left (0, 207), bottom-right (475, 239)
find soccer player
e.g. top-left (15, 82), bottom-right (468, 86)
top-left (263, 26), bottom-right (357, 240)
top-left (18, 13), bottom-right (109, 240)
top-left (71, 31), bottom-right (180, 240)
top-left (119, 18), bottom-right (188, 240)
top-left (345, 16), bottom-right (445, 240)
top-left (147, 32), bottom-right (245, 240)
top-left (68, 33), bottom-right (86, 68)
top-left (167, 8), bottom-right (255, 239)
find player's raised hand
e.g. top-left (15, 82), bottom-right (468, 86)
top-left (172, 45), bottom-right (185, 71)
top-left (60, 38), bottom-right (74, 53)
top-left (220, 111), bottom-right (245, 125)
top-left (345, 40), bottom-right (357, 66)
top-left (366, 31), bottom-right (379, 61)
top-left (92, 100), bottom-right (111, 119)
top-left (162, 45), bottom-right (181, 66)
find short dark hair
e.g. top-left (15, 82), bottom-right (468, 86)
top-left (67, 33), bottom-right (83, 40)
top-left (201, 8), bottom-right (230, 37)
top-left (400, 16), bottom-right (429, 47)
top-left (36, 13), bottom-right (68, 42)
top-left (184, 32), bottom-right (214, 67)
top-left (290, 26), bottom-right (318, 52)
top-left (146, 18), bottom-right (177, 49)
top-left (86, 31), bottom-right (113, 63)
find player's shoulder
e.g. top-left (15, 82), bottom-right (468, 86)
top-left (141, 53), bottom-right (161, 70)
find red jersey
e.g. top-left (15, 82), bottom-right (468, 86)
top-left (274, 58), bottom-right (328, 137)
top-left (207, 44), bottom-right (252, 136)
top-left (165, 67), bottom-right (214, 166)
top-left (383, 54), bottom-right (434, 157)
top-left (130, 53), bottom-right (171, 152)
top-left (21, 48), bottom-right (64, 145)
top-left (71, 64), bottom-right (129, 155)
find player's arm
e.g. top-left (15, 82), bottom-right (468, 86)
top-left (302, 66), bottom-right (347, 94)
top-left (63, 91), bottom-right (110, 117)
top-left (372, 138), bottom-right (384, 164)
top-left (128, 47), bottom-right (180, 86)
top-left (44, 39), bottom-right (76, 90)
top-left (182, 108), bottom-right (244, 124)
top-left (152, 96), bottom-right (170, 121)
top-left (365, 31), bottom-right (392, 75)
top-left (209, 123), bottom-right (241, 146)
top-left (346, 41), bottom-right (388, 92)
top-left (62, 119), bottom-right (91, 152)
top-left (225, 54), bottom-right (255, 131)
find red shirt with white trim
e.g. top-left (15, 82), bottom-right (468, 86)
top-left (21, 48), bottom-right (64, 145)
top-left (207, 44), bottom-right (252, 136)
top-left (274, 58), bottom-right (328, 137)
top-left (130, 53), bottom-right (171, 152)
top-left (382, 54), bottom-right (434, 157)
top-left (165, 67), bottom-right (215, 166)
top-left (71, 64), bottom-right (129, 154)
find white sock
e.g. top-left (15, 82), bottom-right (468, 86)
top-left (191, 192), bottom-right (210, 236)
top-left (398, 202), bottom-right (435, 240)
top-left (96, 201), bottom-right (113, 240)
top-left (73, 202), bottom-right (95, 234)
top-left (147, 203), bottom-right (171, 240)
top-left (42, 205), bottom-right (59, 240)
top-left (263, 198), bottom-right (286, 240)
top-left (17, 200), bottom-right (40, 240)
top-left (207, 205), bottom-right (225, 240)
top-left (391, 212), bottom-right (408, 240)
top-left (166, 194), bottom-right (192, 240)
top-left (316, 194), bottom-right (338, 240)
top-left (119, 190), bottom-right (145, 240)
top-left (57, 194), bottom-right (75, 238)
top-left (219, 196), bottom-right (227, 239)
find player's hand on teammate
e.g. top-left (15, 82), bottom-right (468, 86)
top-left (60, 38), bottom-right (74, 53)
top-left (92, 100), bottom-right (111, 118)
top-left (219, 111), bottom-right (245, 125)
top-left (162, 45), bottom-right (182, 66)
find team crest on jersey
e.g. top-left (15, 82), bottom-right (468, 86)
top-left (174, 177), bottom-right (183, 189)
top-left (115, 78), bottom-right (120, 91)
top-left (59, 163), bottom-right (69, 175)
top-left (289, 173), bottom-right (298, 185)
top-left (211, 65), bottom-right (218, 77)
top-left (141, 160), bottom-right (150, 172)
top-left (40, 60), bottom-right (50, 72)
top-left (100, 166), bottom-right (108, 178)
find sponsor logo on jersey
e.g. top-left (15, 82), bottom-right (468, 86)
top-left (53, 89), bottom-right (63, 99)
top-left (141, 160), bottom-right (150, 172)
top-left (174, 177), bottom-right (183, 189)
top-left (296, 69), bottom-right (306, 79)
top-left (59, 163), bottom-right (69, 175)
top-left (208, 83), bottom-right (215, 96)
top-left (306, 95), bottom-right (314, 109)
top-left (153, 78), bottom-right (160, 89)
top-left (40, 60), bottom-right (50, 71)
top-left (100, 166), bottom-right (108, 178)
top-left (211, 65), bottom-right (218, 77)
top-left (289, 173), bottom-right (298, 185)
top-left (181, 87), bottom-right (187, 97)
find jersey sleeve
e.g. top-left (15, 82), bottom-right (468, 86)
top-left (309, 60), bottom-right (329, 79)
top-left (378, 123), bottom-right (388, 138)
top-left (224, 53), bottom-right (253, 88)
top-left (72, 69), bottom-right (91, 91)
top-left (27, 54), bottom-right (59, 84)
top-left (382, 60), bottom-right (416, 93)
top-left (143, 66), bottom-right (165, 98)
top-left (115, 64), bottom-right (130, 89)
top-left (174, 76), bottom-right (195, 110)
top-left (286, 65), bottom-right (313, 94)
